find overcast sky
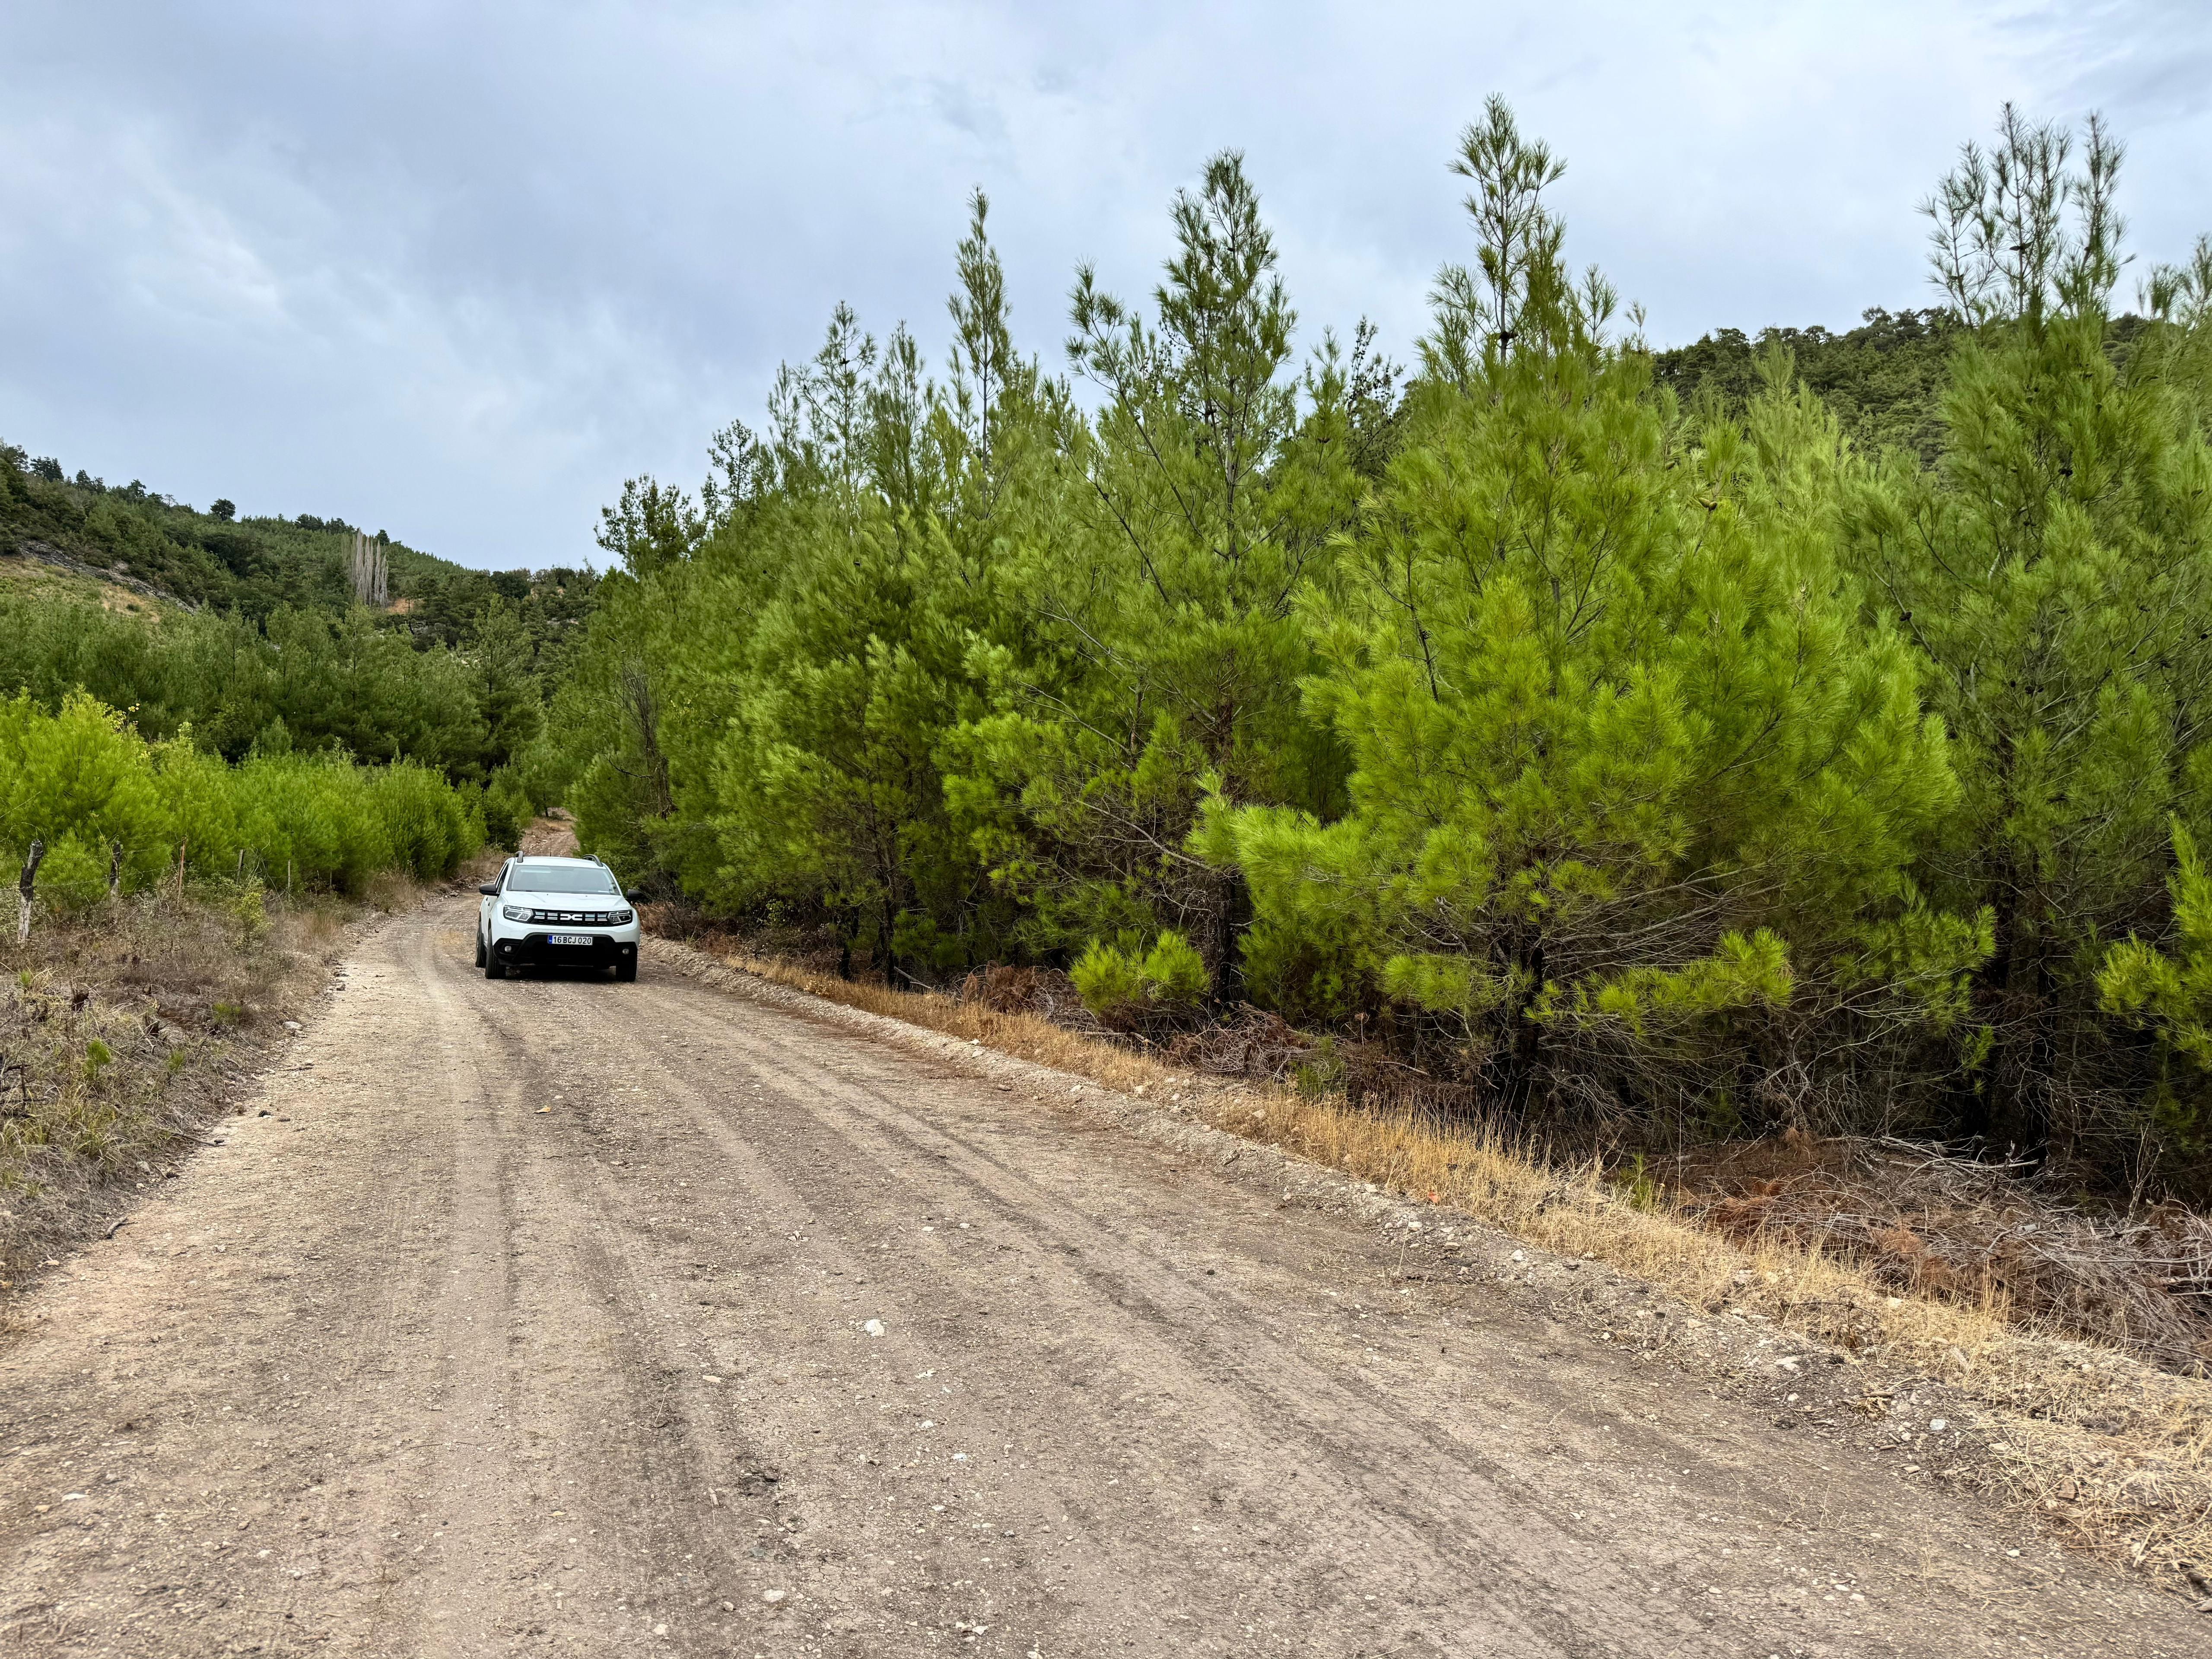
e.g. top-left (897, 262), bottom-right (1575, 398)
top-left (3, 3), bottom-right (2208, 571)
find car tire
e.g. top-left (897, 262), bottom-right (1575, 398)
top-left (475, 929), bottom-right (486, 967)
top-left (615, 959), bottom-right (637, 983)
top-left (484, 953), bottom-right (505, 980)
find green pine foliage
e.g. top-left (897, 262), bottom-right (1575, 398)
top-left (944, 155), bottom-right (1384, 985)
top-left (0, 572), bottom-right (556, 849)
top-left (1069, 930), bottom-right (1210, 1027)
top-left (1200, 101), bottom-right (1976, 1128)
top-left (521, 101), bottom-right (2212, 1194)
top-left (1838, 108), bottom-right (2212, 1179)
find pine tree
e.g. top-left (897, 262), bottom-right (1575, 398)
top-left (1204, 104), bottom-right (1973, 1128)
top-left (945, 153), bottom-right (1380, 988)
top-left (1847, 108), bottom-right (2212, 1175)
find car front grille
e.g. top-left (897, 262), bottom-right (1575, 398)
top-left (530, 908), bottom-right (620, 925)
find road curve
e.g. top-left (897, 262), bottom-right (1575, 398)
top-left (0, 898), bottom-right (2199, 1657)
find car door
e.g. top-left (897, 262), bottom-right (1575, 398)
top-left (482, 858), bottom-right (512, 944)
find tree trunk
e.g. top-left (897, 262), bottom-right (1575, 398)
top-left (620, 661), bottom-right (675, 819)
top-left (1206, 868), bottom-right (1253, 1005)
top-left (1967, 881), bottom-right (2055, 1163)
top-left (107, 840), bottom-right (123, 900)
top-left (1505, 935), bottom-right (1548, 1117)
top-left (16, 840), bottom-right (45, 945)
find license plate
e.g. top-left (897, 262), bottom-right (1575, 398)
top-left (547, 933), bottom-right (594, 946)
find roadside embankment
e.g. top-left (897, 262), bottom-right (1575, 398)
top-left (0, 866), bottom-right (489, 1287)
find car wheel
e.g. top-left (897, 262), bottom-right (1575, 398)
top-left (475, 929), bottom-right (486, 967)
top-left (484, 953), bottom-right (505, 980)
top-left (615, 959), bottom-right (637, 983)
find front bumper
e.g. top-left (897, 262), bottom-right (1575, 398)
top-left (492, 931), bottom-right (639, 971)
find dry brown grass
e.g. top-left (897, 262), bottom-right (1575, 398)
top-left (0, 872), bottom-right (450, 1284)
top-left (1675, 1137), bottom-right (2212, 1376)
top-left (671, 938), bottom-right (2212, 1587)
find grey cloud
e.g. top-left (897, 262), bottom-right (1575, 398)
top-left (2, 1), bottom-right (2206, 570)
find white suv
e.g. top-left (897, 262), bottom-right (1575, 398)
top-left (477, 855), bottom-right (643, 982)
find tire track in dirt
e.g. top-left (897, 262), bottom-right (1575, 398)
top-left (602, 982), bottom-right (1644, 1653)
top-left (0, 898), bottom-right (2205, 1657)
top-left (417, 922), bottom-right (788, 1652)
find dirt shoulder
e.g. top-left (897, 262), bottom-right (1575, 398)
top-left (0, 885), bottom-right (387, 1284)
top-left (0, 898), bottom-right (2204, 1656)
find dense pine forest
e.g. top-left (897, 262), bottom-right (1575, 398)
top-left (528, 101), bottom-right (2212, 1201)
top-left (10, 99), bottom-right (2212, 1203)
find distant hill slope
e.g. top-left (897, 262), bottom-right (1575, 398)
top-left (1649, 305), bottom-right (2152, 464)
top-left (1650, 307), bottom-right (1964, 462)
top-left (0, 438), bottom-right (599, 649)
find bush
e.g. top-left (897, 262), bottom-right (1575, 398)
top-left (480, 767), bottom-right (532, 852)
top-left (370, 760), bottom-right (475, 881)
top-left (0, 693), bottom-right (165, 893)
top-left (30, 836), bottom-right (112, 913)
top-left (1071, 931), bottom-right (1210, 1027)
top-left (0, 694), bottom-right (483, 919)
top-left (150, 731), bottom-right (242, 878)
top-left (233, 754), bottom-right (386, 892)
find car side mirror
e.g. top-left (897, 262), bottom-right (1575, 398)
top-left (624, 888), bottom-right (644, 903)
top-left (478, 884), bottom-right (499, 896)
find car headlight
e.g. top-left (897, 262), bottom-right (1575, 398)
top-left (612, 908), bottom-right (634, 925)
top-left (502, 904), bottom-right (530, 921)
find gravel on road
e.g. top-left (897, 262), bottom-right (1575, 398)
top-left (0, 898), bottom-right (2202, 1656)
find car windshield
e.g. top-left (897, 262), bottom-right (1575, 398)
top-left (509, 864), bottom-right (621, 895)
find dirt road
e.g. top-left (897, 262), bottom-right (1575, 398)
top-left (0, 899), bottom-right (2201, 1656)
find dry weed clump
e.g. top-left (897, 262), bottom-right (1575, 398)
top-left (0, 884), bottom-right (359, 1279)
top-left (693, 945), bottom-right (1169, 1096)
top-left (658, 931), bottom-right (2212, 1586)
top-left (1678, 1135), bottom-right (2212, 1377)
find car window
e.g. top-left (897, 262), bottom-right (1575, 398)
top-left (508, 864), bottom-right (622, 895)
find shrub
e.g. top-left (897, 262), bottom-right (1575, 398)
top-left (0, 695), bottom-right (483, 916)
top-left (480, 767), bottom-right (532, 852)
top-left (30, 836), bottom-right (112, 914)
top-left (150, 731), bottom-right (241, 878)
top-left (0, 693), bottom-right (165, 892)
top-left (1071, 930), bottom-right (1210, 1027)
top-left (369, 760), bottom-right (474, 880)
top-left (232, 754), bottom-right (386, 891)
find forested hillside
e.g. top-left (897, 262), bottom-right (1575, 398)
top-left (538, 100), bottom-right (2212, 1203)
top-left (0, 432), bottom-right (603, 857)
top-left (1652, 307), bottom-right (1964, 461)
top-left (0, 443), bottom-right (598, 642)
